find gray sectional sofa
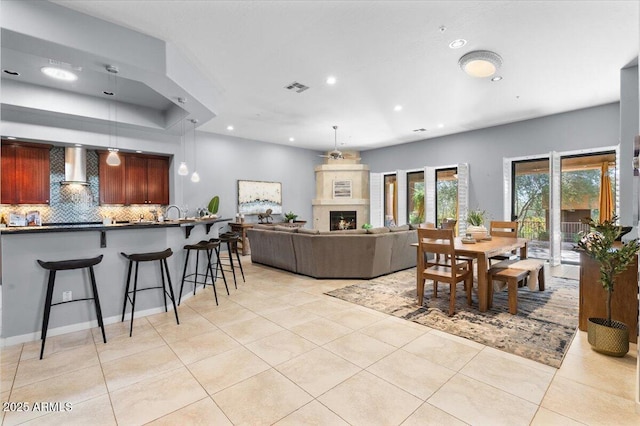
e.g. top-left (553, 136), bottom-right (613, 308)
top-left (247, 225), bottom-right (417, 279)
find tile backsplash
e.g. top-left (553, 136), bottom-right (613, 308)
top-left (0, 147), bottom-right (166, 224)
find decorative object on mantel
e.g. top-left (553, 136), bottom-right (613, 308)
top-left (466, 208), bottom-right (488, 241)
top-left (576, 215), bottom-right (640, 356)
top-left (284, 211), bottom-right (298, 223)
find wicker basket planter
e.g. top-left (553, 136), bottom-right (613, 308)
top-left (587, 317), bottom-right (629, 357)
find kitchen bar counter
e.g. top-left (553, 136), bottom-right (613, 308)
top-left (0, 217), bottom-right (232, 343)
top-left (0, 217), bottom-right (231, 235)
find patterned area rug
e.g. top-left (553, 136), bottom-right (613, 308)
top-left (326, 268), bottom-right (578, 368)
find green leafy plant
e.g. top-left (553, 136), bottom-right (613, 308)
top-left (284, 211), bottom-right (298, 221)
top-left (207, 196), bottom-right (219, 214)
top-left (466, 209), bottom-right (486, 226)
top-left (361, 223), bottom-right (373, 230)
top-left (576, 215), bottom-right (640, 325)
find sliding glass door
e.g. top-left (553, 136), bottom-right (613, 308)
top-left (407, 171), bottom-right (424, 224)
top-left (512, 158), bottom-right (550, 260)
top-left (383, 174), bottom-right (397, 226)
top-left (435, 167), bottom-right (458, 228)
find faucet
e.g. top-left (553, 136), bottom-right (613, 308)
top-left (165, 205), bottom-right (181, 220)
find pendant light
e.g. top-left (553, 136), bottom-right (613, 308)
top-left (105, 65), bottom-right (121, 166)
top-left (190, 118), bottom-right (200, 183)
top-left (177, 98), bottom-right (189, 176)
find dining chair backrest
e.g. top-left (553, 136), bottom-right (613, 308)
top-left (418, 227), bottom-right (457, 274)
top-left (418, 222), bottom-right (436, 229)
top-left (490, 221), bottom-right (518, 238)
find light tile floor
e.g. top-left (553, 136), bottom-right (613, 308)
top-left (1, 260), bottom-right (638, 425)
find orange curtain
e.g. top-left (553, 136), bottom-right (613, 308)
top-left (598, 162), bottom-right (613, 223)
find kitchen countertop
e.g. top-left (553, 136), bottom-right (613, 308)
top-left (0, 217), bottom-right (232, 235)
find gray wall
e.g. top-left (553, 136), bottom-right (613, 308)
top-left (181, 131), bottom-right (320, 223)
top-left (361, 103), bottom-right (622, 224)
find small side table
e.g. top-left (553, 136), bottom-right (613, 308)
top-left (229, 222), bottom-right (253, 255)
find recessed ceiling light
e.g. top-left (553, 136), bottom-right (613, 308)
top-left (394, 105), bottom-right (403, 112)
top-left (41, 66), bottom-right (78, 81)
top-left (491, 76), bottom-right (503, 82)
top-left (75, 143), bottom-right (83, 147)
top-left (326, 76), bottom-right (337, 85)
top-left (449, 39), bottom-right (467, 49)
top-left (136, 150), bottom-right (143, 153)
top-left (3, 69), bottom-right (19, 76)
top-left (7, 136), bottom-right (17, 140)
top-left (289, 137), bottom-right (295, 142)
top-left (437, 123), bottom-right (445, 129)
top-left (227, 125), bottom-right (234, 131)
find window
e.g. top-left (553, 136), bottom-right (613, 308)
top-left (384, 174), bottom-right (397, 226)
top-left (407, 171), bottom-right (424, 224)
top-left (435, 167), bottom-right (458, 227)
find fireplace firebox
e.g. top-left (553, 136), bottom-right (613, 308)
top-left (330, 211), bottom-right (357, 231)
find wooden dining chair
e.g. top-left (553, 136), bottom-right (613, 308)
top-left (417, 227), bottom-right (473, 316)
top-left (489, 220), bottom-right (519, 263)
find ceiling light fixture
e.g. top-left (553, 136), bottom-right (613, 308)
top-left (491, 76), bottom-right (503, 82)
top-left (190, 119), bottom-right (200, 183)
top-left (105, 65), bottom-right (121, 166)
top-left (177, 98), bottom-right (189, 176)
top-left (41, 66), bottom-right (78, 81)
top-left (227, 125), bottom-right (234, 131)
top-left (7, 136), bottom-right (17, 140)
top-left (326, 76), bottom-right (337, 85)
top-left (394, 105), bottom-right (403, 112)
top-left (449, 39), bottom-right (467, 49)
top-left (289, 137), bottom-right (295, 142)
top-left (458, 50), bottom-right (503, 78)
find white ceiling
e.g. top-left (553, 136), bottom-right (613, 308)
top-left (22, 1), bottom-right (640, 151)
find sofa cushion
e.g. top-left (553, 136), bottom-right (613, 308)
top-left (389, 224), bottom-right (410, 232)
top-left (367, 227), bottom-right (390, 234)
top-left (298, 227), bottom-right (320, 234)
top-left (273, 225), bottom-right (298, 232)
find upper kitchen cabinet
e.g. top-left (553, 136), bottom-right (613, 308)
top-left (98, 152), bottom-right (169, 205)
top-left (1, 141), bottom-right (51, 204)
top-left (98, 151), bottom-right (126, 204)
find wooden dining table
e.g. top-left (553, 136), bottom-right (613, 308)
top-left (414, 236), bottom-right (529, 312)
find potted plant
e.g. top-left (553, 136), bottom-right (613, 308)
top-left (466, 209), bottom-right (487, 240)
top-left (284, 211), bottom-right (298, 223)
top-left (576, 216), bottom-right (640, 356)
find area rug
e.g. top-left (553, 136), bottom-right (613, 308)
top-left (326, 268), bottom-right (578, 368)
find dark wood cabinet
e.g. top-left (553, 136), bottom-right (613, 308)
top-left (99, 151), bottom-right (169, 205)
top-left (579, 251), bottom-right (638, 343)
top-left (98, 151), bottom-right (126, 204)
top-left (1, 140), bottom-right (51, 204)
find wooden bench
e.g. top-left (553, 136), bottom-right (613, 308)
top-left (488, 259), bottom-right (545, 314)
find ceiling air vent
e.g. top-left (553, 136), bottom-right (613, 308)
top-left (284, 81), bottom-right (309, 93)
top-left (412, 128), bottom-right (427, 132)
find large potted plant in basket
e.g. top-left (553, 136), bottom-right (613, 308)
top-left (466, 209), bottom-right (487, 241)
top-left (577, 216), bottom-right (640, 356)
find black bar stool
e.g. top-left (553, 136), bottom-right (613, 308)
top-left (215, 232), bottom-right (245, 289)
top-left (178, 240), bottom-right (229, 306)
top-left (37, 255), bottom-right (106, 360)
top-left (120, 248), bottom-right (179, 337)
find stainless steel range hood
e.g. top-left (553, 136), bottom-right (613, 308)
top-left (61, 146), bottom-right (88, 185)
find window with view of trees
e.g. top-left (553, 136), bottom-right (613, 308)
top-left (436, 168), bottom-right (458, 227)
top-left (384, 174), bottom-right (397, 226)
top-left (407, 171), bottom-right (424, 224)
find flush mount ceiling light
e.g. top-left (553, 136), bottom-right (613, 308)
top-left (458, 50), bottom-right (503, 78)
top-left (326, 76), bottom-right (337, 85)
top-left (41, 66), bottom-right (78, 81)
